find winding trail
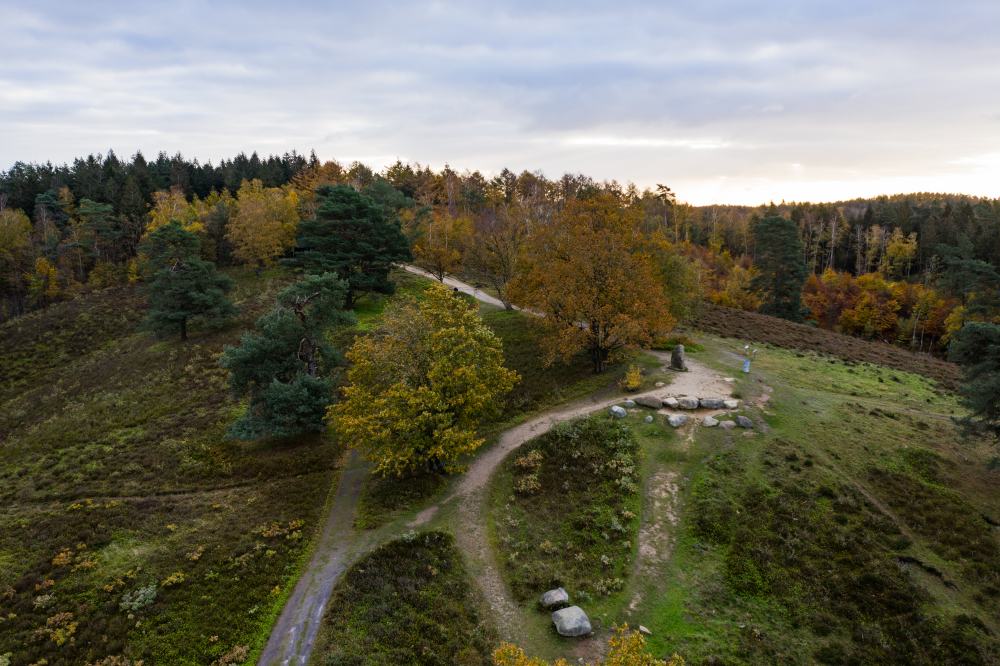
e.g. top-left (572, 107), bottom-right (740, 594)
top-left (259, 271), bottom-right (732, 664)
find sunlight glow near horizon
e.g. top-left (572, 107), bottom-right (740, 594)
top-left (1, 1), bottom-right (999, 206)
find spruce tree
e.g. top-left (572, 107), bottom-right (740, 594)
top-left (220, 273), bottom-right (353, 439)
top-left (751, 215), bottom-right (808, 321)
top-left (141, 223), bottom-right (235, 341)
top-left (285, 185), bottom-right (411, 306)
top-left (949, 322), bottom-right (1000, 436)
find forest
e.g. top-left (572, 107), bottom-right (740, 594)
top-left (1, 150), bottom-right (999, 358)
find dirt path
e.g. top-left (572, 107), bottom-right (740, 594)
top-left (403, 264), bottom-right (508, 309)
top-left (258, 452), bottom-right (367, 665)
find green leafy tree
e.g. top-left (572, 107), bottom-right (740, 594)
top-left (141, 223), bottom-right (235, 341)
top-left (332, 284), bottom-right (519, 475)
top-left (751, 215), bottom-right (808, 321)
top-left (285, 185), bottom-right (411, 306)
top-left (949, 322), bottom-right (1000, 436)
top-left (220, 273), bottom-right (352, 439)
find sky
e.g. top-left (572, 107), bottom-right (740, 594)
top-left (2, 0), bottom-right (999, 205)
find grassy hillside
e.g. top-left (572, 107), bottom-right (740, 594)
top-left (636, 336), bottom-right (999, 664)
top-left (0, 270), bottom-right (341, 665)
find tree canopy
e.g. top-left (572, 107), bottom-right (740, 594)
top-left (332, 284), bottom-right (519, 475)
top-left (949, 322), bottom-right (1000, 436)
top-left (751, 215), bottom-right (808, 321)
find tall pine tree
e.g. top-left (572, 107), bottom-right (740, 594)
top-left (141, 223), bottom-right (235, 341)
top-left (751, 215), bottom-right (808, 321)
top-left (285, 185), bottom-right (411, 306)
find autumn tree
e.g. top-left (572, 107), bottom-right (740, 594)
top-left (332, 284), bottom-right (519, 476)
top-left (493, 626), bottom-right (683, 666)
top-left (0, 208), bottom-right (33, 318)
top-left (509, 194), bottom-right (674, 372)
top-left (412, 210), bottom-right (472, 280)
top-left (751, 215), bottom-right (808, 321)
top-left (147, 187), bottom-right (201, 235)
top-left (226, 179), bottom-right (299, 269)
top-left (464, 204), bottom-right (528, 309)
top-left (221, 273), bottom-right (352, 439)
top-left (285, 185), bottom-right (411, 307)
top-left (140, 223), bottom-right (235, 341)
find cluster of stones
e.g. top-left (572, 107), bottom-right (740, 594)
top-left (540, 587), bottom-right (592, 637)
top-left (610, 395), bottom-right (754, 430)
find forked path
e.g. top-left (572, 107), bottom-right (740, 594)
top-left (259, 271), bottom-right (731, 664)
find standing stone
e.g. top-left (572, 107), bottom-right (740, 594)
top-left (671, 344), bottom-right (688, 371)
top-left (552, 606), bottom-right (592, 637)
top-left (663, 397), bottom-right (680, 409)
top-left (736, 415), bottom-right (754, 429)
top-left (702, 415), bottom-right (719, 427)
top-left (677, 396), bottom-right (699, 410)
top-left (609, 405), bottom-right (627, 419)
top-left (540, 587), bottom-right (569, 608)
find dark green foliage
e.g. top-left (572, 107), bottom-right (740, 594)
top-left (493, 417), bottom-right (640, 602)
top-left (949, 322), bottom-right (1000, 435)
top-left (141, 223), bottom-right (235, 340)
top-left (752, 215), bottom-right (808, 321)
top-left (285, 185), bottom-right (411, 306)
top-left (220, 273), bottom-right (352, 439)
top-left (313, 531), bottom-right (495, 665)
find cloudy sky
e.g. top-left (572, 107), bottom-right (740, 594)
top-left (2, 1), bottom-right (999, 204)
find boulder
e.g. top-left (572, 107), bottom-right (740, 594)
top-left (635, 395), bottom-right (663, 409)
top-left (702, 415), bottom-right (719, 427)
top-left (654, 381), bottom-right (665, 388)
top-left (671, 344), bottom-right (688, 371)
top-left (623, 399), bottom-right (637, 408)
top-left (677, 396), bottom-right (699, 410)
top-left (724, 399), bottom-right (740, 410)
top-left (663, 397), bottom-right (679, 409)
top-left (667, 414), bottom-right (689, 428)
top-left (720, 420), bottom-right (737, 430)
top-left (609, 405), bottom-right (627, 419)
top-left (699, 397), bottom-right (726, 409)
top-left (644, 415), bottom-right (654, 424)
top-left (736, 415), bottom-right (754, 429)
top-left (552, 606), bottom-right (592, 637)
top-left (540, 587), bottom-right (569, 608)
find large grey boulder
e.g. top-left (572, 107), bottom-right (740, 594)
top-left (724, 399), bottom-right (740, 410)
top-left (635, 395), bottom-right (663, 409)
top-left (609, 405), bottom-right (627, 419)
top-left (671, 344), bottom-right (688, 371)
top-left (699, 397), bottom-right (727, 409)
top-left (720, 420), bottom-right (737, 430)
top-left (552, 606), bottom-right (592, 637)
top-left (540, 587), bottom-right (569, 608)
top-left (736, 415), bottom-right (754, 429)
top-left (663, 397), bottom-right (679, 409)
top-left (677, 396), bottom-right (700, 410)
top-left (667, 414), bottom-right (689, 428)
top-left (702, 415), bottom-right (719, 427)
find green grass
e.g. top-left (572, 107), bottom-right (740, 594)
top-left (309, 531), bottom-right (496, 665)
top-left (635, 336), bottom-right (1000, 664)
top-left (489, 417), bottom-right (641, 607)
top-left (0, 268), bottom-right (343, 665)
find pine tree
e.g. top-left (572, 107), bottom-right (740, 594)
top-left (141, 223), bottom-right (235, 341)
top-left (285, 185), bottom-right (411, 306)
top-left (751, 215), bottom-right (808, 321)
top-left (949, 322), bottom-right (1000, 436)
top-left (220, 273), bottom-right (352, 439)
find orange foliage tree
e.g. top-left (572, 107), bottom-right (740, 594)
top-left (509, 193), bottom-right (674, 373)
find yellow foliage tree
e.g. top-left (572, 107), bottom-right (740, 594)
top-left (709, 265), bottom-right (762, 311)
top-left (413, 211), bottom-right (472, 281)
top-left (147, 187), bottom-right (201, 235)
top-left (227, 179), bottom-right (300, 268)
top-left (332, 284), bottom-right (519, 476)
top-left (493, 626), bottom-right (683, 666)
top-left (509, 194), bottom-right (674, 372)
